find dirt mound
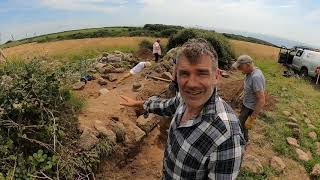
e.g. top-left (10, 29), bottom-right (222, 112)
top-left (133, 48), bottom-right (154, 60)
top-left (97, 126), bottom-right (165, 180)
top-left (136, 81), bottom-right (168, 100)
top-left (219, 79), bottom-right (243, 105)
top-left (219, 79), bottom-right (275, 111)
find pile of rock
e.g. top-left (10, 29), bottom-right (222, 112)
top-left (78, 113), bottom-right (162, 152)
top-left (153, 61), bottom-right (173, 74)
top-left (95, 51), bottom-right (140, 74)
top-left (98, 51), bottom-right (134, 64)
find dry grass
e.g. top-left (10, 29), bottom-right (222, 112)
top-left (3, 37), bottom-right (168, 61)
top-left (230, 40), bottom-right (279, 60)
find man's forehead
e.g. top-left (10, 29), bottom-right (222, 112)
top-left (178, 65), bottom-right (211, 71)
top-left (178, 55), bottom-right (213, 65)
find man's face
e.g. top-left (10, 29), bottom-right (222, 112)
top-left (238, 64), bottom-right (251, 74)
top-left (177, 55), bottom-right (218, 109)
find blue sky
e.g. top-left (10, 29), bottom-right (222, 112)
top-left (0, 0), bottom-right (320, 47)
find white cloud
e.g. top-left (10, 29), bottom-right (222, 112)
top-left (135, 0), bottom-right (320, 46)
top-left (1, 0), bottom-right (320, 47)
top-left (305, 9), bottom-right (320, 22)
top-left (39, 0), bottom-right (128, 13)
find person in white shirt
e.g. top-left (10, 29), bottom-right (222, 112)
top-left (153, 39), bottom-right (161, 62)
top-left (117, 61), bottom-right (152, 84)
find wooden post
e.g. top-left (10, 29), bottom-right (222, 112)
top-left (0, 48), bottom-right (6, 62)
top-left (145, 75), bottom-right (172, 83)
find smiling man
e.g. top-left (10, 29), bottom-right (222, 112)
top-left (121, 39), bottom-right (245, 180)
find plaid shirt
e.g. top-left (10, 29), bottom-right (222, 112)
top-left (143, 90), bottom-right (245, 180)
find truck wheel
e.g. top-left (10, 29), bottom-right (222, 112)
top-left (300, 68), bottom-right (308, 78)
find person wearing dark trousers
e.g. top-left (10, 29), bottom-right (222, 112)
top-left (232, 55), bottom-right (266, 143)
top-left (239, 105), bottom-right (254, 142)
top-left (153, 39), bottom-right (161, 62)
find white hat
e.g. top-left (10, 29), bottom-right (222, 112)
top-left (232, 55), bottom-right (253, 69)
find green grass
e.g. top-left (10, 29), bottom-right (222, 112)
top-left (238, 166), bottom-right (274, 180)
top-left (50, 46), bottom-right (136, 62)
top-left (1, 24), bottom-right (181, 49)
top-left (254, 56), bottom-right (320, 175)
top-left (0, 27), bottom-right (131, 49)
top-left (68, 91), bottom-right (86, 113)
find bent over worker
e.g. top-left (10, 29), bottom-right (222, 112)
top-left (121, 38), bottom-right (245, 180)
top-left (117, 61), bottom-right (152, 84)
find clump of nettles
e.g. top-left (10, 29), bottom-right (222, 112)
top-left (0, 60), bottom-right (112, 179)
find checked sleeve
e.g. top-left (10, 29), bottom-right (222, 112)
top-left (143, 94), bottom-right (181, 117)
top-left (208, 134), bottom-right (244, 180)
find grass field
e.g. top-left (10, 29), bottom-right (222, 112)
top-left (232, 39), bottom-right (320, 179)
top-left (0, 27), bottom-right (132, 49)
top-left (3, 36), bottom-right (320, 178)
top-left (3, 37), bottom-right (168, 62)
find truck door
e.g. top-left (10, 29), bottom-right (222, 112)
top-left (292, 50), bottom-right (304, 70)
top-left (278, 47), bottom-right (289, 64)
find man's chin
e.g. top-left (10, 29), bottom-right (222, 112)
top-left (185, 99), bottom-right (203, 108)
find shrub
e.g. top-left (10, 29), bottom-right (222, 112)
top-left (160, 28), bottom-right (179, 37)
top-left (128, 30), bottom-right (157, 37)
top-left (167, 29), bottom-right (235, 68)
top-left (143, 24), bottom-right (183, 32)
top-left (0, 59), bottom-right (111, 179)
top-left (139, 39), bottom-right (153, 50)
top-left (4, 40), bottom-right (12, 44)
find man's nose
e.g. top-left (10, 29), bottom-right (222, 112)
top-left (186, 74), bottom-right (198, 87)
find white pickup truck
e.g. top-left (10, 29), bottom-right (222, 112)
top-left (278, 47), bottom-right (320, 78)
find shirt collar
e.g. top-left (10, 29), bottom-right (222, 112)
top-left (176, 88), bottom-right (219, 128)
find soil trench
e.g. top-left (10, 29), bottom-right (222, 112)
top-left (85, 70), bottom-right (304, 180)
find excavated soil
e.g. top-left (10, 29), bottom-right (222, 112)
top-left (133, 48), bottom-right (154, 60)
top-left (75, 69), bottom-right (308, 180)
top-left (219, 77), bottom-right (276, 111)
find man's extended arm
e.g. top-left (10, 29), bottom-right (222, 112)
top-left (120, 94), bottom-right (180, 117)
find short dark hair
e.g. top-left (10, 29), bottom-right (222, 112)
top-left (176, 38), bottom-right (218, 70)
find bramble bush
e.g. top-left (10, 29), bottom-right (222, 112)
top-left (167, 29), bottom-right (235, 68)
top-left (139, 39), bottom-right (153, 50)
top-left (0, 59), bottom-right (113, 179)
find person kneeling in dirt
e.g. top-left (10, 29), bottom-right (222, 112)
top-left (232, 55), bottom-right (266, 143)
top-left (117, 61), bottom-right (152, 84)
top-left (121, 38), bottom-right (245, 180)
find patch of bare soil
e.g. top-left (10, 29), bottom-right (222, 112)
top-left (75, 71), bottom-right (170, 179)
top-left (97, 125), bottom-right (166, 180)
top-left (133, 48), bottom-right (154, 60)
top-left (219, 76), bottom-right (276, 111)
top-left (76, 65), bottom-right (307, 180)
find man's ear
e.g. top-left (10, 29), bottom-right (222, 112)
top-left (214, 69), bottom-right (221, 85)
top-left (217, 69), bottom-right (221, 79)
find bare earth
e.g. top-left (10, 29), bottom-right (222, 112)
top-left (75, 69), bottom-right (309, 180)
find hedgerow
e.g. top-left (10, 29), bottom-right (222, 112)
top-left (167, 29), bottom-right (235, 68)
top-left (0, 59), bottom-right (113, 179)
